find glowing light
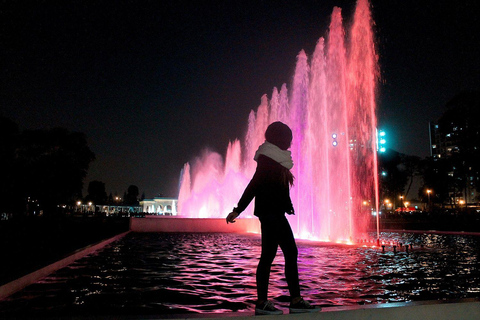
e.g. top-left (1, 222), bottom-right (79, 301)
top-left (377, 129), bottom-right (386, 153)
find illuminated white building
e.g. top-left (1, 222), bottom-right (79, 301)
top-left (140, 197), bottom-right (178, 215)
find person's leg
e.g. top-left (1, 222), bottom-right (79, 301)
top-left (277, 216), bottom-right (301, 299)
top-left (276, 217), bottom-right (320, 313)
top-left (257, 219), bottom-right (279, 302)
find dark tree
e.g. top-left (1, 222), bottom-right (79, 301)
top-left (400, 154), bottom-right (421, 198)
top-left (419, 157), bottom-right (451, 206)
top-left (0, 116), bottom-right (20, 214)
top-left (16, 127), bottom-right (95, 215)
top-left (86, 180), bottom-right (107, 205)
top-left (378, 149), bottom-right (408, 208)
top-left (124, 185), bottom-right (139, 205)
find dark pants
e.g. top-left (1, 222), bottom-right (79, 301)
top-left (257, 215), bottom-right (300, 301)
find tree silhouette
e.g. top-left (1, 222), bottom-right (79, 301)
top-left (1, 122), bottom-right (95, 216)
top-left (86, 180), bottom-right (107, 205)
top-left (0, 116), bottom-right (20, 214)
top-left (124, 185), bottom-right (139, 205)
top-left (378, 149), bottom-right (408, 208)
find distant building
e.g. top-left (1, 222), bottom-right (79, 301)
top-left (140, 197), bottom-right (178, 215)
top-left (429, 91), bottom-right (480, 204)
top-left (429, 122), bottom-right (461, 159)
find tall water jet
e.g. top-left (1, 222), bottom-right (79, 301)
top-left (347, 0), bottom-right (380, 238)
top-left (177, 0), bottom-right (379, 242)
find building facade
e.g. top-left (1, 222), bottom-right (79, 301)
top-left (140, 197), bottom-right (178, 215)
top-left (429, 91), bottom-right (480, 205)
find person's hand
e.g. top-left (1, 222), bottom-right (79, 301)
top-left (226, 211), bottom-right (239, 224)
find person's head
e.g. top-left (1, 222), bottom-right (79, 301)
top-left (265, 121), bottom-right (292, 150)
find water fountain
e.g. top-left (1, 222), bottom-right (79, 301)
top-left (176, 0), bottom-right (379, 243)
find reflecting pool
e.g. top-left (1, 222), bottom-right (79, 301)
top-left (1, 232), bottom-right (480, 317)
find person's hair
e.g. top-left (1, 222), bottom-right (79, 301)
top-left (265, 121), bottom-right (294, 186)
top-left (282, 167), bottom-right (294, 187)
top-left (265, 121), bottom-right (292, 150)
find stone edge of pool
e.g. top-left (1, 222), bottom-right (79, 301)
top-left (150, 299), bottom-right (480, 320)
top-left (0, 230), bottom-right (131, 300)
top-left (130, 216), bottom-right (261, 234)
top-left (4, 298), bottom-right (474, 320)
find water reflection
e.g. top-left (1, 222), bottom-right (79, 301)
top-left (1, 232), bottom-right (480, 316)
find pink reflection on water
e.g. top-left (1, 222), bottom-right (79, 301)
top-left (178, 0), bottom-right (378, 243)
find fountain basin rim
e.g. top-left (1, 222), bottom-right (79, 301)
top-left (149, 298), bottom-right (480, 320)
top-left (129, 216), bottom-right (260, 234)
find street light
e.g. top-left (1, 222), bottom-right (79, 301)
top-left (383, 199), bottom-right (393, 211)
top-left (426, 189), bottom-right (432, 209)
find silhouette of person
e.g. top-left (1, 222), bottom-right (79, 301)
top-left (226, 121), bottom-right (319, 315)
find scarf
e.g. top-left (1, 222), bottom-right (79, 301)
top-left (254, 141), bottom-right (294, 169)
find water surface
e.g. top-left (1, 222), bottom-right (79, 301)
top-left (1, 232), bottom-right (480, 316)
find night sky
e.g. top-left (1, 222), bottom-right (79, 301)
top-left (1, 1), bottom-right (479, 198)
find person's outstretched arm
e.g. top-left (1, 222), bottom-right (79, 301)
top-left (226, 170), bottom-right (261, 224)
top-left (226, 211), bottom-right (239, 224)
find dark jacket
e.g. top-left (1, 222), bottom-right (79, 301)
top-left (234, 155), bottom-right (294, 218)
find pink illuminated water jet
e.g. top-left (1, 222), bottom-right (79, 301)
top-left (178, 0), bottom-right (379, 243)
